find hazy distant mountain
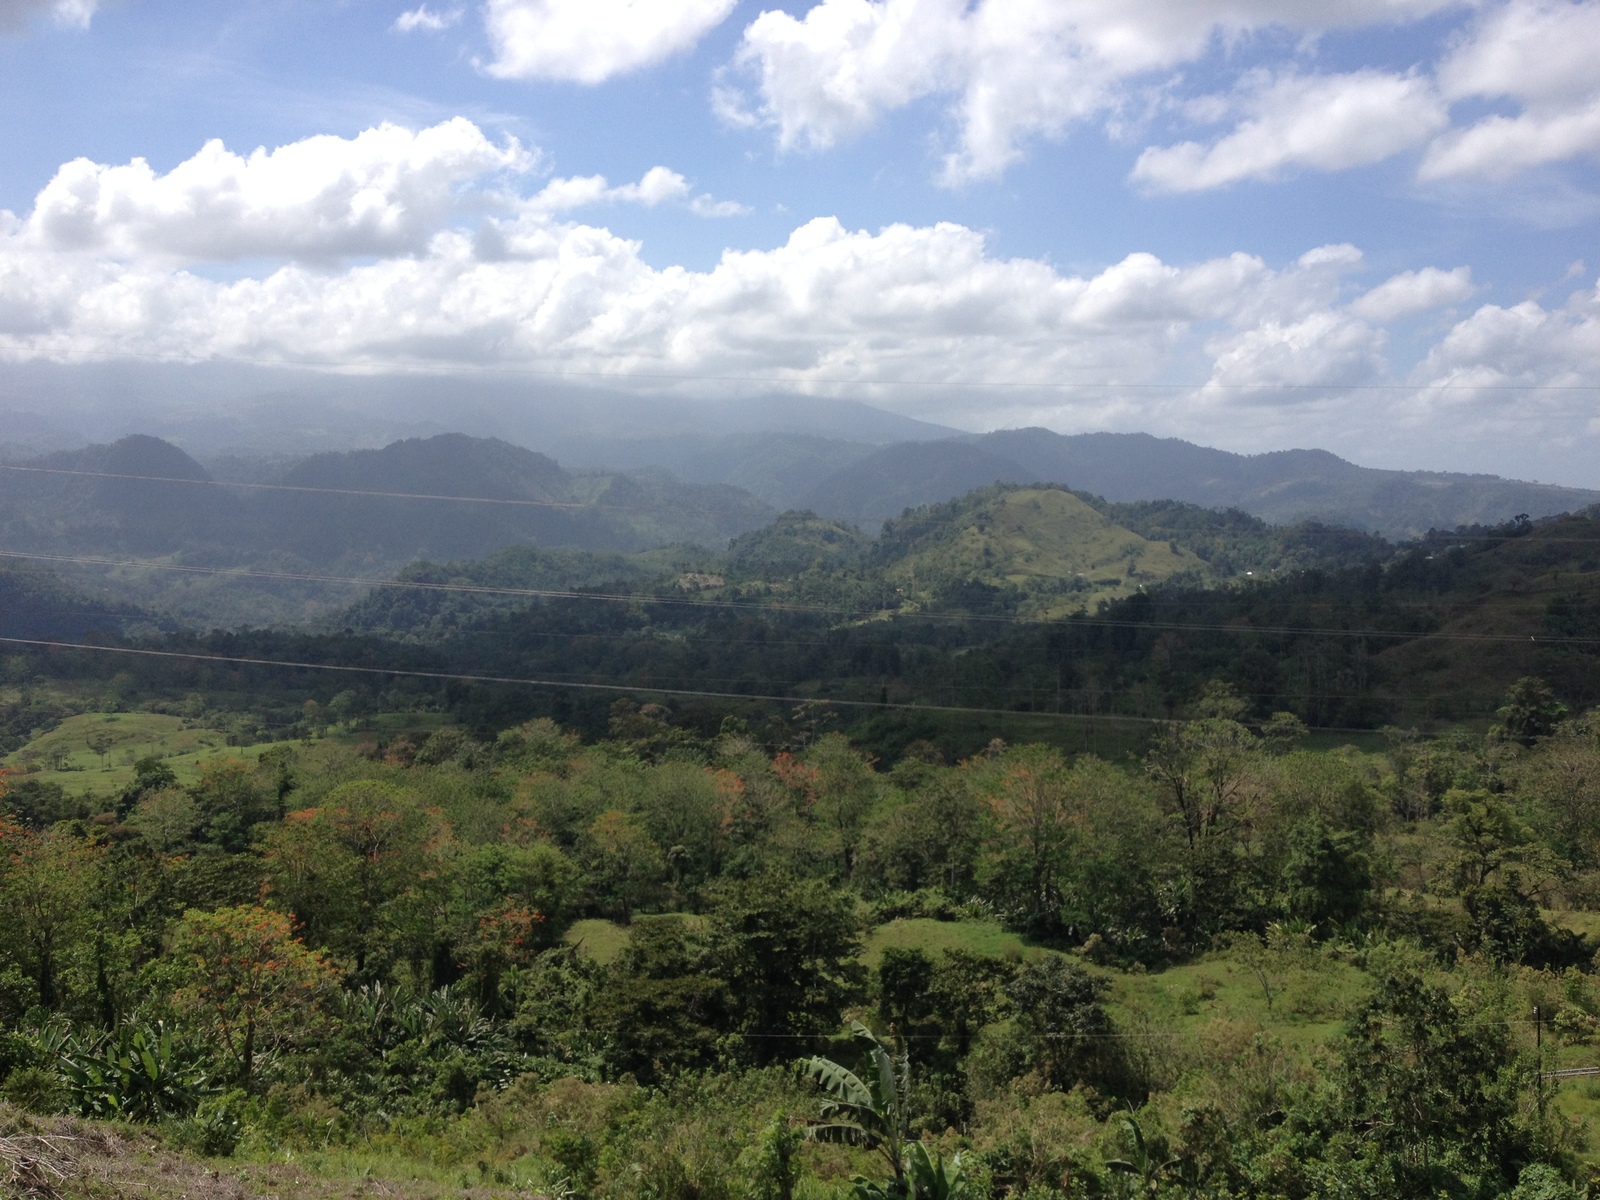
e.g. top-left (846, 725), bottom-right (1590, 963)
top-left (0, 359), bottom-right (957, 461)
top-left (0, 559), bottom-right (157, 642)
top-left (795, 430), bottom-right (1600, 538)
top-left (561, 432), bottom-right (883, 509)
top-left (0, 433), bottom-right (776, 627)
top-left (1, 433), bottom-right (772, 562)
top-left (798, 441), bottom-right (1030, 522)
top-left (253, 435), bottom-right (772, 564)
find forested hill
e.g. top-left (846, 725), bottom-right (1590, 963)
top-left (0, 559), bottom-right (160, 642)
top-left (0, 433), bottom-right (775, 627)
top-left (320, 491), bottom-right (1600, 740)
top-left (0, 433), bottom-right (773, 565)
top-left (767, 430), bottom-right (1600, 536)
top-left (342, 484), bottom-right (1396, 640)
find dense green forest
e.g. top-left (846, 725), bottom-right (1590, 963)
top-left (95, 492), bottom-right (1587, 748)
top-left (4, 461), bottom-right (1600, 1197)
top-left (4, 674), bottom-right (1600, 1197)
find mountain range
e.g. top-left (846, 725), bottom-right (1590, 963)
top-left (651, 429), bottom-right (1600, 539)
top-left (0, 433), bottom-right (770, 629)
top-left (4, 422), bottom-right (1598, 631)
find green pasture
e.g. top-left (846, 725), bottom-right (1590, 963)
top-left (1, 709), bottom-right (459, 796)
top-left (2, 712), bottom-right (254, 794)
top-left (862, 917), bottom-right (1036, 966)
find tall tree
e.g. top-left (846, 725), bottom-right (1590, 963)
top-left (261, 780), bottom-right (449, 975)
top-left (169, 905), bottom-right (337, 1086)
top-left (0, 819), bottom-right (99, 1010)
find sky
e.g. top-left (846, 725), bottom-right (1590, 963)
top-left (0, 0), bottom-right (1598, 482)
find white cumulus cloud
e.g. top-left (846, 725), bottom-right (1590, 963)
top-left (0, 195), bottom-right (1348, 414)
top-left (482, 0), bottom-right (738, 83)
top-left (1349, 266), bottom-right (1475, 321)
top-left (1421, 0), bottom-right (1600, 180)
top-left (394, 5), bottom-right (461, 33)
top-left (1205, 310), bottom-right (1389, 394)
top-left (2, 123), bottom-right (1591, 469)
top-left (1416, 281), bottom-right (1600, 391)
top-left (0, 0), bottom-right (94, 32)
top-left (1133, 71), bottom-right (1448, 191)
top-left (25, 119), bottom-right (531, 263)
top-left (517, 166), bottom-right (748, 218)
top-left (1421, 100), bottom-right (1600, 181)
top-left (726, 0), bottom-right (1461, 184)
top-left (524, 167), bottom-right (692, 214)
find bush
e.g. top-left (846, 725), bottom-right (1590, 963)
top-left (58, 1023), bottom-right (210, 1122)
top-left (0, 1067), bottom-right (65, 1114)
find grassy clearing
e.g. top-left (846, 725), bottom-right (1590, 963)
top-left (861, 918), bottom-right (1037, 967)
top-left (563, 918), bottom-right (633, 965)
top-left (563, 915), bottom-right (708, 965)
top-left (1, 710), bottom-right (459, 796)
top-left (566, 915), bottom-right (1039, 971)
top-left (2, 712), bottom-right (252, 795)
top-left (1106, 951), bottom-right (1366, 1054)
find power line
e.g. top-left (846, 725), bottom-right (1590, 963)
top-left (7, 463), bottom-right (1600, 540)
top-left (0, 635), bottom-right (1406, 733)
top-left (0, 463), bottom-right (762, 519)
top-left (7, 548), bottom-right (1599, 644)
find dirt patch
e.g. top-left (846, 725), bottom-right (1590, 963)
top-left (0, 1109), bottom-right (548, 1200)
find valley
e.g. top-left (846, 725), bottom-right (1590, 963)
top-left (2, 423), bottom-right (1599, 1199)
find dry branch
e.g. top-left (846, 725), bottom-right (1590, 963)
top-left (0, 1134), bottom-right (78, 1199)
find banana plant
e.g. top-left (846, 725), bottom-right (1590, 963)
top-left (1104, 1114), bottom-right (1181, 1198)
top-left (801, 1022), bottom-right (912, 1192)
top-left (801, 1022), bottom-right (973, 1200)
top-left (58, 1022), bottom-right (209, 1122)
top-left (902, 1142), bottom-right (972, 1200)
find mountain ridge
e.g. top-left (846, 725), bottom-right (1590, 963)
top-left (795, 429), bottom-right (1600, 537)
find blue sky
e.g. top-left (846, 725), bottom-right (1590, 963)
top-left (1, 0), bottom-right (1598, 481)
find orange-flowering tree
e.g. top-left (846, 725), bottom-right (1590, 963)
top-left (261, 780), bottom-right (451, 975)
top-left (799, 734), bottom-right (882, 882)
top-left (981, 746), bottom-right (1078, 925)
top-left (169, 904), bottom-right (337, 1086)
top-left (978, 748), bottom-right (1165, 944)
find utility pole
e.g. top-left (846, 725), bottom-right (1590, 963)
top-left (1535, 1005), bottom-right (1544, 1117)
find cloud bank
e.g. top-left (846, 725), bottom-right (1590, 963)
top-left (0, 116), bottom-right (1593, 473)
top-left (482, 0), bottom-right (738, 83)
top-left (26, 120), bottom-right (531, 263)
top-left (708, 0), bottom-right (1600, 192)
top-left (0, 118), bottom-right (1593, 471)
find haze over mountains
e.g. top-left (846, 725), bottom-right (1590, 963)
top-left (777, 431), bottom-right (1600, 538)
top-left (0, 433), bottom-right (772, 628)
top-left (4, 362), bottom-right (1598, 538)
top-left (4, 420), bottom-right (1597, 602)
top-left (4, 422), bottom-right (1599, 737)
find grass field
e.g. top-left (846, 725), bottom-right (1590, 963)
top-left (862, 917), bottom-right (1037, 966)
top-left (563, 918), bottom-right (635, 964)
top-left (1, 709), bottom-right (458, 796)
top-left (563, 915), bottom-right (708, 965)
top-left (2, 712), bottom-right (248, 794)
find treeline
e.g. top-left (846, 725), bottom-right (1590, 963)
top-left (7, 499), bottom-right (1597, 754)
top-left (3, 680), bottom-right (1600, 1195)
top-left (334, 509), bottom-right (1600, 734)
